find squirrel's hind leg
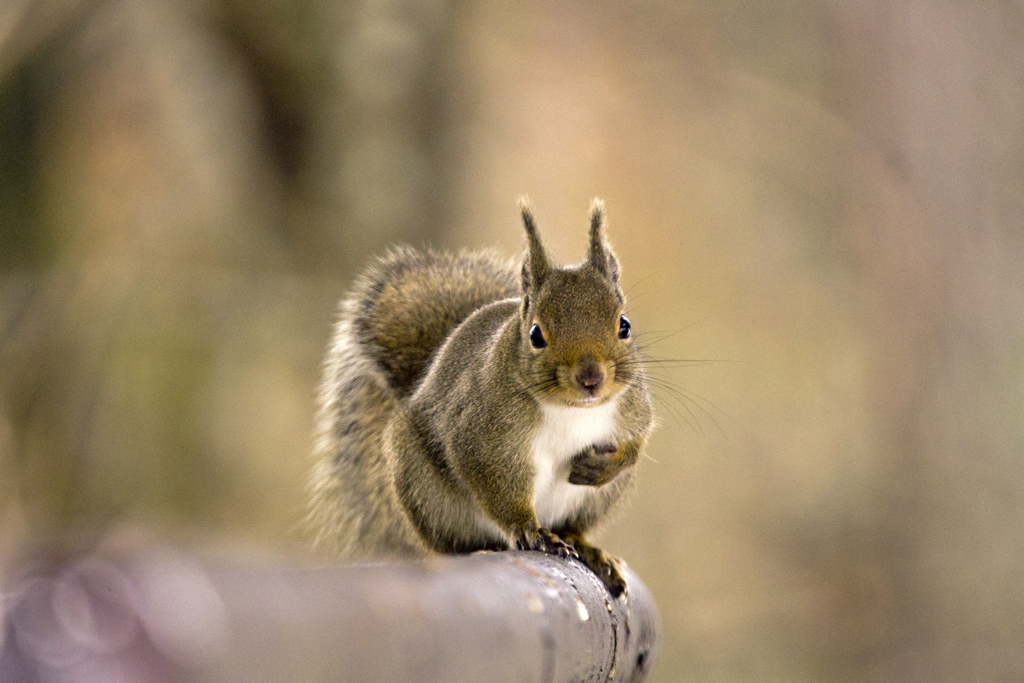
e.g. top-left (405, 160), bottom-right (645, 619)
top-left (560, 532), bottom-right (629, 599)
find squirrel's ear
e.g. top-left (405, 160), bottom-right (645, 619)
top-left (519, 197), bottom-right (549, 293)
top-left (588, 198), bottom-right (620, 285)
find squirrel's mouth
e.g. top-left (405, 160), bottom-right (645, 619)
top-left (561, 393), bottom-right (615, 408)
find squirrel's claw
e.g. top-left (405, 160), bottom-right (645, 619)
top-left (591, 554), bottom-right (629, 599)
top-left (537, 527), bottom-right (577, 559)
top-left (564, 535), bottom-right (630, 599)
top-left (512, 522), bottom-right (578, 559)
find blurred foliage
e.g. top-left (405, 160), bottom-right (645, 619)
top-left (2, 1), bottom-right (1024, 681)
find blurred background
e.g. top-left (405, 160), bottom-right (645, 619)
top-left (2, 0), bottom-right (1023, 680)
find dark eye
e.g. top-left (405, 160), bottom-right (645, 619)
top-left (618, 315), bottom-right (631, 339)
top-left (529, 324), bottom-right (547, 349)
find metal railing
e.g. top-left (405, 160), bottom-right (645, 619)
top-left (2, 548), bottom-right (660, 682)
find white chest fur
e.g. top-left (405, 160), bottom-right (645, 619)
top-left (531, 397), bottom-right (620, 528)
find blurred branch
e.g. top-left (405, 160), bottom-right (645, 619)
top-left (1, 549), bottom-right (660, 683)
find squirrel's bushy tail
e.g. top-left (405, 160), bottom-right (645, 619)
top-left (308, 247), bottom-right (518, 556)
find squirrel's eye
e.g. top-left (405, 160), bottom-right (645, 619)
top-left (529, 324), bottom-right (547, 349)
top-left (618, 315), bottom-right (631, 340)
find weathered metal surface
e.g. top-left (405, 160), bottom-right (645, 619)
top-left (1, 549), bottom-right (660, 682)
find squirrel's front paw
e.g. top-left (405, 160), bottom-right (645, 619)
top-left (512, 522), bottom-right (577, 559)
top-left (568, 443), bottom-right (623, 487)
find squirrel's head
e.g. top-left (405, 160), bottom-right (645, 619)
top-left (517, 198), bottom-right (640, 407)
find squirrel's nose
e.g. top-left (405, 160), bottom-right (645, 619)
top-left (575, 364), bottom-right (605, 393)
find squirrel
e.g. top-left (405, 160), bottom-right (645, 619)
top-left (308, 199), bottom-right (654, 597)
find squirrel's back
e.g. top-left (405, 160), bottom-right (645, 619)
top-left (308, 247), bottom-right (518, 554)
top-left (350, 247), bottom-right (519, 396)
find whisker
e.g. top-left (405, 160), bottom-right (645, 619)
top-left (634, 354), bottom-right (749, 366)
top-left (644, 372), bottom-right (732, 419)
top-left (617, 365), bottom-right (702, 434)
top-left (630, 315), bottom-right (714, 348)
top-left (652, 380), bottom-right (706, 435)
top-left (644, 375), bottom-right (729, 437)
top-left (623, 270), bottom-right (665, 298)
top-left (649, 390), bottom-right (699, 433)
top-left (620, 358), bottom-right (716, 368)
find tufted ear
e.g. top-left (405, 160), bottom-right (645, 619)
top-left (587, 198), bottom-right (620, 284)
top-left (519, 197), bottom-right (549, 298)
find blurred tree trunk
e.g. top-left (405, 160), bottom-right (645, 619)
top-left (0, 0), bottom-right (458, 544)
top-left (830, 2), bottom-right (1024, 680)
